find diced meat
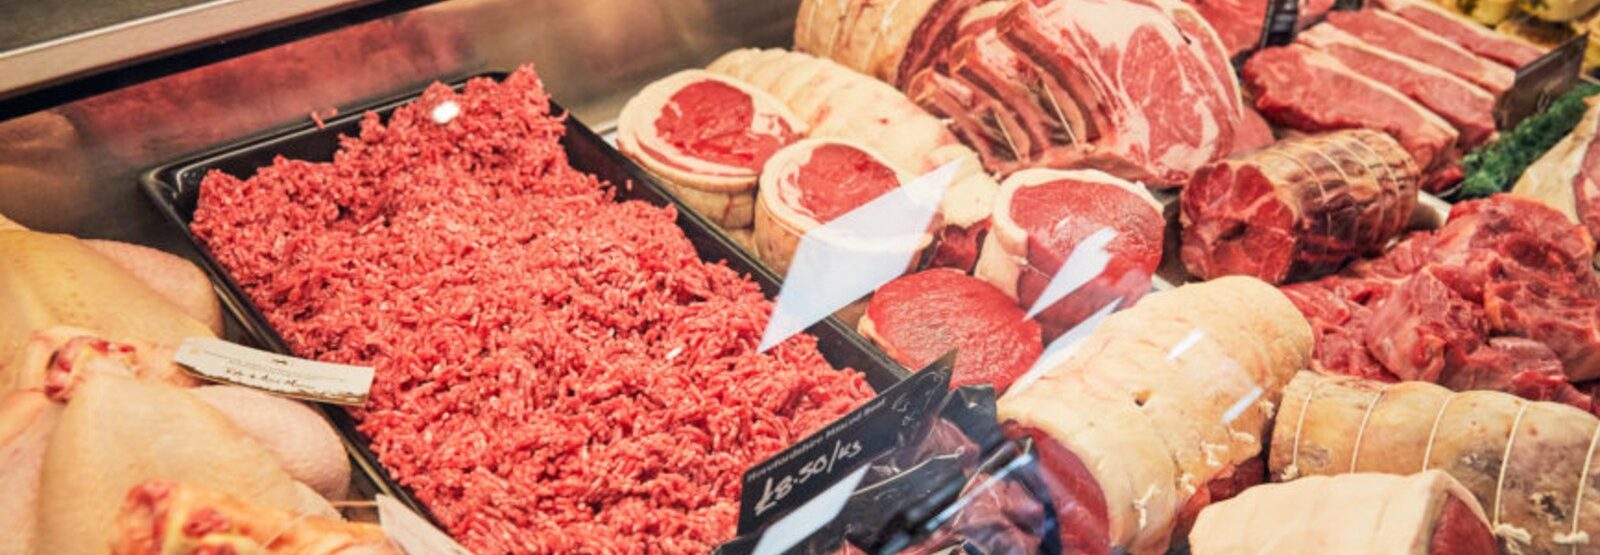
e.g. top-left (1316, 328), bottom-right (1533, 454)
top-left (1282, 194), bottom-right (1600, 410)
top-left (1296, 25), bottom-right (1497, 148)
top-left (1242, 44), bottom-right (1462, 192)
top-left (1180, 130), bottom-right (1420, 284)
top-left (860, 269), bottom-right (1044, 392)
top-left (1361, 269), bottom-right (1486, 383)
top-left (1322, 9), bottom-right (1514, 94)
top-left (1370, 0), bottom-right (1546, 68)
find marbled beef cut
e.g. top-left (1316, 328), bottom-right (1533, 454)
top-left (1323, 9), bottom-right (1514, 94)
top-left (1180, 0), bottom-right (1337, 56)
top-left (1371, 0), bottom-right (1545, 68)
top-left (1296, 24), bottom-right (1497, 148)
top-left (859, 269), bottom-right (1042, 391)
top-left (1180, 130), bottom-right (1420, 284)
top-left (1242, 44), bottom-right (1462, 192)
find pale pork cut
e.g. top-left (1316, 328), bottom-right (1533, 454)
top-left (1271, 372), bottom-right (1600, 555)
top-left (860, 269), bottom-right (1043, 392)
top-left (1180, 130), bottom-right (1420, 284)
top-left (1242, 44), bottom-right (1462, 192)
top-left (1296, 24), bottom-right (1497, 148)
top-left (1322, 9), bottom-right (1514, 94)
top-left (616, 70), bottom-right (806, 229)
top-left (975, 169), bottom-right (1164, 337)
top-left (1189, 471), bottom-right (1496, 555)
top-left (1000, 276), bottom-right (1314, 555)
top-left (1371, 0), bottom-right (1545, 68)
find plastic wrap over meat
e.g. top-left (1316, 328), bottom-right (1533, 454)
top-left (1180, 130), bottom-right (1420, 284)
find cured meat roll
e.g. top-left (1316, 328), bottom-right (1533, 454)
top-left (794, 0), bottom-right (980, 87)
top-left (616, 70), bottom-right (806, 228)
top-left (707, 48), bottom-right (999, 271)
top-left (753, 138), bottom-right (913, 275)
top-left (1271, 371), bottom-right (1600, 555)
top-left (860, 269), bottom-right (1043, 392)
top-left (999, 276), bottom-right (1314, 555)
top-left (1180, 129), bottom-right (1421, 284)
top-left (975, 169), bottom-right (1163, 337)
top-left (1188, 471), bottom-right (1496, 555)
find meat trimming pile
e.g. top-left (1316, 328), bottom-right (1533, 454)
top-left (190, 68), bottom-right (874, 553)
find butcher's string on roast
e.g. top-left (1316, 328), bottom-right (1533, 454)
top-left (1569, 422), bottom-right (1600, 552)
top-left (1282, 375), bottom-right (1331, 480)
top-left (1494, 402), bottom-right (1535, 552)
top-left (1348, 388), bottom-right (1385, 472)
top-left (1419, 390), bottom-right (1459, 470)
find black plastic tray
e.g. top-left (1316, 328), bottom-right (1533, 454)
top-left (139, 73), bottom-right (909, 524)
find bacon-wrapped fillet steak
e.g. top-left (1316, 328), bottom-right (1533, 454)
top-left (114, 481), bottom-right (396, 555)
top-left (975, 168), bottom-right (1163, 337)
top-left (794, 0), bottom-right (981, 87)
top-left (999, 276), bottom-right (1314, 555)
top-left (707, 48), bottom-right (999, 271)
top-left (617, 70), bottom-right (806, 228)
top-left (1189, 471), bottom-right (1496, 555)
top-left (753, 138), bottom-right (914, 275)
top-left (1271, 371), bottom-right (1600, 555)
top-left (1180, 129), bottom-right (1420, 284)
top-left (860, 269), bottom-right (1043, 392)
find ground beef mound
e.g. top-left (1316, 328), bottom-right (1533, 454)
top-left (191, 67), bottom-right (874, 554)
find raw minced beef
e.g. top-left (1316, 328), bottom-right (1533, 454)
top-left (191, 67), bottom-right (874, 554)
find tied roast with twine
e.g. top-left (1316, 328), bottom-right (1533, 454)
top-left (1270, 371), bottom-right (1600, 555)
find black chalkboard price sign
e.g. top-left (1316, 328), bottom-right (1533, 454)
top-left (1496, 34), bottom-right (1589, 130)
top-left (1258, 0), bottom-right (1301, 49)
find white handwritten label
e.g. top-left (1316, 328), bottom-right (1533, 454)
top-left (376, 494), bottom-right (473, 555)
top-left (173, 337), bottom-right (374, 405)
top-left (753, 438), bottom-right (866, 516)
top-left (751, 466), bottom-right (870, 555)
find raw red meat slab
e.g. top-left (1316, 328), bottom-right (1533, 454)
top-left (1371, 0), bottom-right (1545, 68)
top-left (1242, 44), bottom-right (1461, 191)
top-left (190, 68), bottom-right (874, 554)
top-left (862, 269), bottom-right (1043, 392)
top-left (1322, 9), bottom-right (1514, 94)
top-left (1296, 24), bottom-right (1496, 148)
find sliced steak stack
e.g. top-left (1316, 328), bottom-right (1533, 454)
top-left (1321, 10), bottom-right (1514, 95)
top-left (1242, 45), bottom-right (1463, 192)
top-left (1295, 25), bottom-right (1496, 148)
top-left (1369, 0), bottom-right (1546, 68)
top-left (1281, 195), bottom-right (1600, 413)
top-left (1180, 129), bottom-right (1420, 284)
